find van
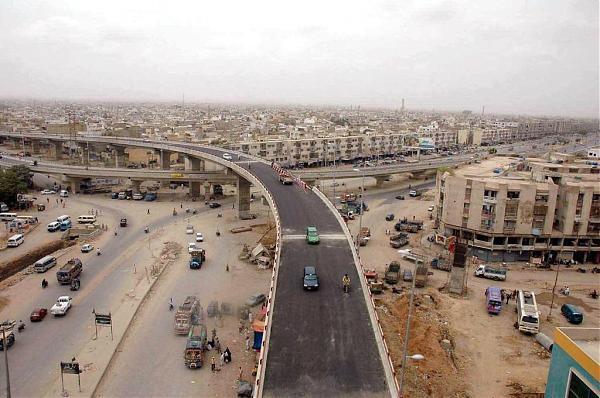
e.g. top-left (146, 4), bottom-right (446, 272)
top-left (60, 219), bottom-right (72, 231)
top-left (485, 286), bottom-right (502, 314)
top-left (34, 255), bottom-right (57, 273)
top-left (59, 190), bottom-right (69, 197)
top-left (15, 215), bottom-right (38, 224)
top-left (77, 215), bottom-right (96, 224)
top-left (7, 234), bottom-right (24, 247)
top-left (47, 221), bottom-right (61, 232)
top-left (0, 212), bottom-right (17, 222)
top-left (56, 215), bottom-right (71, 224)
top-left (561, 304), bottom-right (583, 324)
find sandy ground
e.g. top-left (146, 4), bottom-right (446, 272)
top-left (353, 185), bottom-right (600, 398)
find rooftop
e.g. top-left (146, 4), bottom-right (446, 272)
top-left (557, 327), bottom-right (600, 366)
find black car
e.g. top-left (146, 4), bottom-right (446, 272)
top-left (110, 192), bottom-right (119, 199)
top-left (0, 332), bottom-right (15, 350)
top-left (208, 202), bottom-right (221, 209)
top-left (303, 266), bottom-right (319, 290)
top-left (395, 195), bottom-right (405, 200)
top-left (386, 214), bottom-right (395, 221)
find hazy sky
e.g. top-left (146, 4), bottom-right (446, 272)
top-left (1, 0), bottom-right (598, 117)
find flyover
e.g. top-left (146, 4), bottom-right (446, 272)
top-left (0, 132), bottom-right (398, 397)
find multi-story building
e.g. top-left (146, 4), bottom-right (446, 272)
top-left (435, 157), bottom-right (600, 263)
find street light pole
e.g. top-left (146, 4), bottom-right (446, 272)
top-left (2, 326), bottom-right (11, 398)
top-left (353, 168), bottom-right (365, 253)
top-left (399, 267), bottom-right (417, 396)
top-left (548, 262), bottom-right (560, 318)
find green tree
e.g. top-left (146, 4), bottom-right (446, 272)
top-left (0, 166), bottom-right (31, 207)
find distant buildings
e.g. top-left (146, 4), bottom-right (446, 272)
top-left (435, 155), bottom-right (600, 263)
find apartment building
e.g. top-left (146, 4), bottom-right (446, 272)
top-left (435, 158), bottom-right (600, 263)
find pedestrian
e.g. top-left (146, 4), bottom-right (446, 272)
top-left (60, 198), bottom-right (63, 204)
top-left (245, 335), bottom-right (250, 351)
top-left (215, 336), bottom-right (221, 353)
top-left (46, 197), bottom-right (49, 204)
top-left (238, 366), bottom-right (243, 381)
top-left (62, 202), bottom-right (65, 208)
top-left (219, 351), bottom-right (225, 367)
top-left (211, 356), bottom-right (216, 372)
top-left (56, 198), bottom-right (59, 204)
top-left (513, 289), bottom-right (518, 302)
top-left (506, 292), bottom-right (510, 304)
top-left (500, 290), bottom-right (505, 303)
top-left (248, 311), bottom-right (253, 323)
top-left (147, 208), bottom-right (150, 215)
top-left (180, 203), bottom-right (183, 209)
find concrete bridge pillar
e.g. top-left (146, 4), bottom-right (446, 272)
top-left (11, 138), bottom-right (20, 149)
top-left (129, 180), bottom-right (142, 192)
top-left (112, 147), bottom-right (128, 168)
top-left (375, 175), bottom-right (389, 188)
top-left (159, 149), bottom-right (173, 170)
top-left (66, 177), bottom-right (82, 194)
top-left (31, 140), bottom-right (41, 155)
top-left (189, 181), bottom-right (201, 198)
top-left (49, 141), bottom-right (63, 160)
top-left (237, 177), bottom-right (251, 219)
top-left (184, 156), bottom-right (204, 171)
top-left (203, 182), bottom-right (212, 201)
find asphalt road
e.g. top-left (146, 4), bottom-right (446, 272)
top-left (0, 197), bottom-right (179, 397)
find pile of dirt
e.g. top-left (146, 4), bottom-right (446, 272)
top-left (506, 380), bottom-right (545, 397)
top-left (253, 224), bottom-right (276, 247)
top-left (0, 239), bottom-right (74, 282)
top-left (376, 291), bottom-right (467, 398)
top-left (535, 291), bottom-right (595, 312)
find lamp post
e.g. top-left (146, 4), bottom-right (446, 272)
top-left (1, 325), bottom-right (12, 398)
top-left (352, 168), bottom-right (365, 253)
top-left (399, 267), bottom-right (419, 396)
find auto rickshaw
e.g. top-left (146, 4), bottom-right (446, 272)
top-left (37, 203), bottom-right (45, 211)
top-left (70, 278), bottom-right (80, 291)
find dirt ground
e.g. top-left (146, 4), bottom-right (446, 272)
top-left (355, 184), bottom-right (600, 398)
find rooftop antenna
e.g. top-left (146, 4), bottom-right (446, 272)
top-left (482, 105), bottom-right (485, 116)
top-left (182, 93), bottom-right (185, 107)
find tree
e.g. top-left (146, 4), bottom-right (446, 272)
top-left (0, 166), bottom-right (31, 207)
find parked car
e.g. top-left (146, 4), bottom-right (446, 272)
top-left (561, 304), bottom-right (583, 324)
top-left (111, 192), bottom-right (119, 199)
top-left (428, 205), bottom-right (435, 212)
top-left (51, 296), bottom-right (72, 316)
top-left (208, 202), bottom-right (221, 209)
top-left (132, 193), bottom-right (144, 200)
top-left (81, 243), bottom-right (94, 253)
top-left (245, 294), bottom-right (266, 307)
top-left (0, 331), bottom-right (15, 350)
top-left (385, 214), bottom-right (395, 221)
top-left (188, 242), bottom-right (198, 253)
top-left (47, 221), bottom-right (61, 232)
top-left (395, 195), bottom-right (405, 200)
top-left (303, 266), bottom-right (319, 291)
top-left (409, 190), bottom-right (420, 197)
top-left (195, 232), bottom-right (204, 242)
top-left (120, 218), bottom-right (127, 227)
top-left (403, 269), bottom-right (413, 282)
top-left (30, 308), bottom-right (48, 322)
top-left (186, 225), bottom-right (194, 234)
top-left (41, 189), bottom-right (56, 195)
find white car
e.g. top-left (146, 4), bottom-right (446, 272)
top-left (186, 225), bottom-right (194, 234)
top-left (41, 189), bottom-right (56, 195)
top-left (51, 296), bottom-right (72, 316)
top-left (195, 232), bottom-right (204, 242)
top-left (222, 153), bottom-right (233, 160)
top-left (188, 242), bottom-right (198, 253)
top-left (81, 243), bottom-right (94, 253)
top-left (428, 205), bottom-right (435, 212)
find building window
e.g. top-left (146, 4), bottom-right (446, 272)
top-left (567, 368), bottom-right (599, 398)
top-left (507, 191), bottom-right (520, 199)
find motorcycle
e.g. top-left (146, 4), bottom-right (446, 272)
top-left (97, 249), bottom-right (102, 256)
top-left (169, 302), bottom-right (174, 311)
top-left (41, 279), bottom-right (48, 289)
top-left (144, 227), bottom-right (149, 234)
top-left (17, 321), bottom-right (25, 333)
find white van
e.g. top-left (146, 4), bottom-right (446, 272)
top-left (0, 212), bottom-right (17, 222)
top-left (77, 215), bottom-right (96, 224)
top-left (47, 221), bottom-right (61, 232)
top-left (7, 234), bottom-right (24, 247)
top-left (15, 215), bottom-right (38, 224)
top-left (56, 215), bottom-right (71, 224)
top-left (59, 190), bottom-right (69, 197)
top-left (34, 255), bottom-right (57, 273)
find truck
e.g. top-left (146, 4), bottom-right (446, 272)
top-left (184, 324), bottom-right (208, 369)
top-left (389, 233), bottom-right (409, 248)
top-left (340, 193), bottom-right (357, 203)
top-left (516, 290), bottom-right (539, 334)
top-left (189, 249), bottom-right (206, 270)
top-left (414, 264), bottom-right (428, 288)
top-left (174, 296), bottom-right (202, 335)
top-left (358, 227), bottom-right (371, 246)
top-left (384, 261), bottom-right (401, 284)
top-left (474, 264), bottom-right (507, 281)
top-left (431, 257), bottom-right (451, 271)
top-left (278, 173), bottom-right (294, 185)
top-left (56, 258), bottom-right (82, 285)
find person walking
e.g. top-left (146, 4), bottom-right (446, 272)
top-left (506, 292), bottom-right (510, 304)
top-left (214, 336), bottom-right (221, 353)
top-left (211, 356), bottom-right (216, 372)
top-left (147, 208), bottom-right (150, 215)
top-left (248, 311), bottom-right (253, 324)
top-left (219, 351), bottom-right (225, 367)
top-left (238, 366), bottom-right (243, 381)
top-left (245, 335), bottom-right (250, 351)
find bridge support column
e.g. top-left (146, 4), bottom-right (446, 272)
top-left (49, 141), bottom-right (63, 160)
top-left (129, 180), bottom-right (142, 192)
top-left (203, 182), bottom-right (211, 201)
top-left (237, 177), bottom-right (251, 219)
top-left (375, 175), bottom-right (389, 188)
top-left (113, 147), bottom-right (128, 168)
top-left (66, 177), bottom-right (82, 194)
top-left (184, 156), bottom-right (204, 171)
top-left (159, 150), bottom-right (173, 170)
top-left (11, 139), bottom-right (20, 149)
top-left (189, 181), bottom-right (201, 198)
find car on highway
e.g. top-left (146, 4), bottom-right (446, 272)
top-left (222, 153), bottom-right (233, 160)
top-left (81, 243), bottom-right (94, 253)
top-left (188, 242), bottom-right (199, 253)
top-left (208, 202), bottom-right (221, 209)
top-left (303, 266), bottom-right (319, 291)
top-left (395, 195), bottom-right (405, 200)
top-left (186, 225), bottom-right (194, 234)
top-left (385, 214), bottom-right (395, 221)
top-left (409, 190), bottom-right (421, 197)
top-left (41, 189), bottom-right (56, 195)
top-left (246, 293), bottom-right (266, 307)
top-left (51, 296), bottom-right (72, 316)
top-left (195, 232), bottom-right (204, 242)
top-left (306, 226), bottom-right (320, 244)
top-left (30, 308), bottom-right (48, 322)
top-left (47, 221), bottom-right (61, 232)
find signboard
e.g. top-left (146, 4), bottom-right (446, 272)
top-left (60, 361), bottom-right (80, 375)
top-left (170, 173), bottom-right (184, 178)
top-left (93, 311), bottom-right (113, 340)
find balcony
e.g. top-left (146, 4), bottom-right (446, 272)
top-left (483, 196), bottom-right (497, 203)
top-left (504, 212), bottom-right (518, 220)
top-left (481, 212), bottom-right (495, 220)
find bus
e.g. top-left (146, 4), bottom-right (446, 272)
top-left (485, 286), bottom-right (502, 314)
top-left (516, 290), bottom-right (539, 334)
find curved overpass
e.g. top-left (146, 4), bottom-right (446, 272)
top-left (0, 133), bottom-right (396, 397)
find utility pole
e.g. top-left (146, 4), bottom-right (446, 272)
top-left (2, 326), bottom-right (11, 398)
top-left (399, 269), bottom-right (417, 396)
top-left (548, 262), bottom-right (560, 319)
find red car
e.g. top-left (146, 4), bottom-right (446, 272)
top-left (30, 308), bottom-right (48, 322)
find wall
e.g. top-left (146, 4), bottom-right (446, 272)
top-left (545, 344), bottom-right (599, 397)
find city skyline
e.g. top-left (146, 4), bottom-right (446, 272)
top-left (0, 0), bottom-right (598, 118)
